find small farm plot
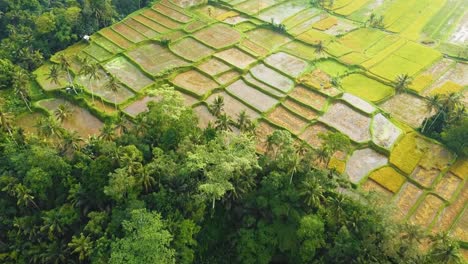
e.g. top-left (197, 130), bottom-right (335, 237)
top-left (345, 148), bottom-right (388, 184)
top-left (184, 20), bottom-right (208, 32)
top-left (380, 93), bottom-right (434, 128)
top-left (341, 93), bottom-right (376, 114)
top-left (297, 28), bottom-right (333, 45)
top-left (283, 8), bottom-right (321, 29)
top-left (170, 37), bottom-right (214, 62)
top-left (433, 182), bottom-right (467, 233)
top-left (393, 182), bottom-right (424, 220)
top-left (324, 17), bottom-right (359, 36)
top-left (123, 96), bottom-right (160, 117)
top-left (368, 166), bottom-right (406, 193)
top-left (76, 68), bottom-right (134, 104)
top-left (37, 98), bottom-right (103, 137)
top-left (341, 74), bottom-right (394, 103)
top-left (132, 14), bottom-right (170, 33)
top-left (91, 35), bottom-right (124, 54)
top-left (314, 59), bottom-right (353, 77)
top-left (104, 57), bottom-right (154, 92)
top-left (451, 160), bottom-right (468, 180)
top-left (283, 99), bottom-right (318, 120)
top-left (281, 41), bottom-right (323, 61)
top-left (287, 13), bottom-right (323, 36)
top-left (338, 28), bottom-right (387, 53)
top-left (255, 120), bottom-right (277, 152)
top-left (234, 0), bottom-right (280, 15)
top-left (450, 208), bottom-right (468, 242)
top-left (172, 70), bottom-right (219, 97)
top-left (418, 142), bottom-right (455, 171)
top-left (312, 16), bottom-right (338, 31)
top-left (425, 62), bottom-right (468, 95)
top-left (214, 47), bottom-right (257, 69)
top-left (83, 43), bottom-right (114, 62)
top-left (226, 79), bottom-right (278, 112)
top-left (193, 105), bottom-right (217, 128)
top-left (361, 179), bottom-right (394, 201)
top-left (198, 58), bottom-right (231, 76)
top-left (249, 64), bottom-right (294, 93)
top-left (124, 18), bottom-right (159, 39)
top-left (216, 70), bottom-right (240, 85)
top-left (170, 0), bottom-right (205, 8)
top-left (264, 52), bottom-right (308, 78)
top-left (298, 69), bottom-right (332, 90)
top-left (434, 172), bottom-right (463, 202)
top-left (99, 28), bottom-right (134, 49)
top-left (369, 54), bottom-right (424, 81)
top-left (371, 113), bottom-right (403, 150)
top-left (410, 166), bottom-right (441, 189)
top-left (257, 1), bottom-right (308, 24)
top-left (193, 24), bottom-right (242, 49)
top-left (289, 86), bottom-right (328, 111)
top-left (206, 92), bottom-right (260, 120)
top-left (243, 73), bottom-right (285, 98)
top-left (141, 9), bottom-right (182, 29)
top-left (267, 105), bottom-right (308, 135)
top-left (113, 23), bottom-right (147, 43)
top-left (299, 122), bottom-right (330, 148)
top-left (126, 43), bottom-right (189, 76)
top-left (152, 3), bottom-right (192, 23)
top-left (410, 194), bottom-right (445, 228)
top-left (428, 81), bottom-right (464, 96)
top-left (246, 28), bottom-right (292, 50)
top-left (240, 39), bottom-right (269, 57)
top-left (319, 102), bottom-right (372, 143)
top-left (35, 64), bottom-right (68, 91)
top-left (389, 133), bottom-right (425, 175)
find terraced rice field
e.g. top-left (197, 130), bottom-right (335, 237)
top-left (32, 0), bottom-right (467, 252)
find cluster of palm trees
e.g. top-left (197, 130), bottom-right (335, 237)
top-left (208, 96), bottom-right (256, 133)
top-left (421, 92), bottom-right (465, 135)
top-left (394, 74), bottom-right (412, 94)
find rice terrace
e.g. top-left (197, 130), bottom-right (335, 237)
top-left (3, 0), bottom-right (467, 261)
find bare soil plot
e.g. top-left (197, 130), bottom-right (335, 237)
top-left (380, 93), bottom-right (434, 128)
top-left (368, 166), bottom-right (406, 193)
top-left (152, 3), bottom-right (192, 23)
top-left (264, 52), bottom-right (308, 78)
top-left (197, 58), bottom-right (231, 76)
top-left (170, 37), bottom-right (214, 62)
top-left (99, 28), bottom-right (133, 49)
top-left (418, 142), bottom-right (454, 171)
top-left (371, 113), bottom-right (403, 150)
top-left (299, 122), bottom-right (330, 148)
top-left (113, 23), bottom-right (146, 43)
top-left (226, 79), bottom-right (278, 112)
top-left (342, 93), bottom-right (376, 114)
top-left (104, 56), bottom-right (154, 92)
top-left (250, 64), bottom-right (294, 93)
top-left (223, 15), bottom-right (249, 25)
top-left (411, 166), bottom-right (440, 189)
top-left (193, 24), bottom-right (242, 49)
top-left (15, 112), bottom-right (45, 135)
top-left (132, 14), bottom-right (170, 33)
top-left (206, 92), bottom-right (260, 120)
top-left (345, 148), bottom-right (388, 183)
top-left (267, 106), bottom-right (308, 135)
top-left (83, 43), bottom-right (113, 62)
top-left (180, 92), bottom-right (198, 106)
top-left (193, 105), bottom-right (216, 128)
top-left (216, 70), bottom-right (240, 85)
top-left (257, 1), bottom-right (308, 24)
top-left (123, 96), bottom-right (160, 117)
top-left (124, 18), bottom-right (159, 39)
top-left (142, 9), bottom-right (182, 29)
top-left (341, 74), bottom-right (394, 103)
top-left (319, 102), bottom-right (372, 143)
top-left (410, 194), bottom-right (444, 228)
top-left (214, 47), bottom-right (257, 69)
top-left (433, 182), bottom-right (467, 233)
top-left (127, 43), bottom-right (189, 76)
top-left (434, 172), bottom-right (463, 201)
top-left (243, 73), bottom-right (285, 98)
top-left (289, 86), bottom-right (328, 111)
top-left (37, 98), bottom-right (103, 137)
top-left (450, 208), bottom-right (468, 242)
top-left (283, 99), bottom-right (318, 120)
top-left (35, 64), bottom-right (68, 91)
top-left (245, 28), bottom-right (292, 50)
top-left (240, 39), bottom-right (269, 57)
top-left (361, 179), bottom-right (394, 201)
top-left (172, 70), bottom-right (219, 97)
top-left (255, 120), bottom-right (277, 153)
top-left (394, 182), bottom-right (424, 220)
top-left (184, 20), bottom-right (208, 32)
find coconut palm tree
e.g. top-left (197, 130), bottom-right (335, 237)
top-left (394, 74), bottom-right (412, 94)
top-left (210, 96), bottom-right (224, 117)
top-left (105, 76), bottom-right (120, 110)
top-left (140, 168), bottom-right (156, 193)
top-left (0, 98), bottom-right (13, 136)
top-left (80, 58), bottom-right (100, 102)
top-left (237, 110), bottom-right (252, 132)
top-left (58, 54), bottom-right (78, 94)
top-left (68, 233), bottom-right (92, 262)
top-left (13, 183), bottom-right (39, 209)
top-left (35, 116), bottom-right (63, 139)
top-left (61, 130), bottom-right (83, 154)
top-left (99, 122), bottom-right (116, 141)
top-left (115, 112), bottom-right (129, 136)
top-left (215, 113), bottom-right (233, 131)
top-left (421, 95), bottom-right (442, 133)
top-left (47, 64), bottom-right (62, 86)
top-left (12, 70), bottom-right (32, 112)
top-left (54, 103), bottom-right (74, 123)
top-left (300, 178), bottom-right (325, 208)
top-left (314, 41), bottom-right (325, 54)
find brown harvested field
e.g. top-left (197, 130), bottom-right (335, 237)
top-left (206, 92), bottom-right (260, 120)
top-left (361, 179), bottom-right (394, 202)
top-left (153, 3), bottom-right (192, 23)
top-left (180, 92), bottom-right (198, 106)
top-left (289, 85), bottom-right (328, 111)
top-left (264, 52), bottom-right (308, 78)
top-left (283, 98), bottom-right (318, 120)
top-left (299, 69), bottom-right (332, 89)
top-left (185, 20), bottom-right (207, 32)
top-left (267, 106), bottom-right (308, 135)
top-left (243, 73), bottom-right (285, 98)
top-left (132, 14), bottom-right (170, 33)
top-left (418, 142), bottom-right (455, 171)
top-left (104, 56), bottom-right (154, 92)
top-left (226, 79), bottom-right (278, 112)
top-left (394, 182), bottom-right (424, 220)
top-left (113, 23), bottom-right (146, 43)
top-left (194, 24), bottom-right (242, 49)
top-left (141, 9), bottom-right (182, 29)
top-left (433, 182), bottom-right (467, 233)
top-left (240, 39), bottom-right (269, 57)
top-left (371, 113), bottom-right (403, 150)
top-left (250, 64), bottom-right (294, 93)
top-left (380, 93), bottom-right (434, 128)
top-left (410, 166), bottom-right (440, 189)
top-left (15, 112), bottom-right (45, 135)
top-left (434, 172), bottom-right (463, 202)
top-left (345, 148), bottom-right (388, 184)
top-left (126, 43), bottom-right (189, 76)
top-left (99, 28), bottom-right (133, 49)
top-left (298, 122), bottom-right (329, 148)
top-left (450, 207), bottom-right (468, 242)
top-left (410, 194), bottom-right (445, 228)
top-left (172, 70), bottom-right (218, 97)
top-left (193, 105), bottom-right (216, 128)
top-left (319, 102), bottom-right (372, 143)
top-left (246, 28), bottom-right (292, 50)
top-left (124, 18), bottom-right (159, 39)
top-left (123, 96), bottom-right (160, 117)
top-left (234, 0), bottom-right (277, 15)
top-left (214, 47), bottom-right (257, 69)
top-left (197, 58), bottom-right (231, 76)
top-left (255, 121), bottom-right (277, 153)
top-left (170, 37), bottom-right (214, 61)
top-left (216, 70), bottom-right (240, 85)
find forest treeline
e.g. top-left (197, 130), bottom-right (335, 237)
top-left (0, 87), bottom-right (464, 264)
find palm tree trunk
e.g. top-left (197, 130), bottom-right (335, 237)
top-left (88, 79), bottom-right (94, 102)
top-left (67, 69), bottom-right (78, 94)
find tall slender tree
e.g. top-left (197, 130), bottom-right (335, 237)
top-left (12, 70), bottom-right (32, 112)
top-left (105, 76), bottom-right (120, 110)
top-left (58, 54), bottom-right (78, 94)
top-left (395, 74), bottom-right (412, 94)
top-left (80, 58), bottom-right (100, 102)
